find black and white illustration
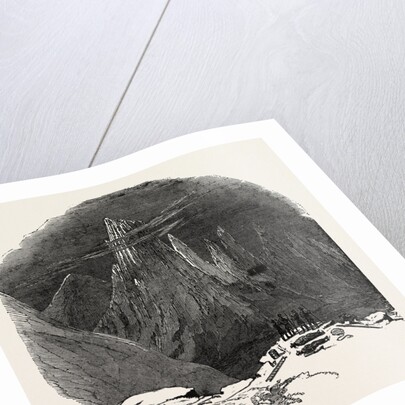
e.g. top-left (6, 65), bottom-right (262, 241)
top-left (0, 176), bottom-right (402, 405)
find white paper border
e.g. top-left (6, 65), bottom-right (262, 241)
top-left (1, 119), bottom-right (404, 404)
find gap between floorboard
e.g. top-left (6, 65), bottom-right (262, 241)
top-left (88, 0), bottom-right (172, 168)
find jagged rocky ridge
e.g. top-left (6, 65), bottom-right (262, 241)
top-left (0, 177), bottom-right (387, 315)
top-left (42, 273), bottom-right (111, 331)
top-left (95, 219), bottom-right (278, 379)
top-left (0, 176), bottom-right (391, 400)
top-left (1, 293), bottom-right (235, 405)
top-left (93, 217), bottom-right (387, 379)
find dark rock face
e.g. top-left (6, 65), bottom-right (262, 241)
top-left (1, 293), bottom-right (236, 405)
top-left (93, 215), bottom-right (387, 379)
top-left (95, 219), bottom-right (270, 379)
top-left (0, 177), bottom-right (387, 315)
top-left (42, 274), bottom-right (111, 331)
top-left (0, 176), bottom-right (390, 386)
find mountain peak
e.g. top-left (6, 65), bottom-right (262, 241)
top-left (95, 223), bottom-right (270, 378)
top-left (42, 273), bottom-right (111, 330)
top-left (104, 217), bottom-right (145, 275)
top-left (104, 218), bottom-right (143, 239)
top-left (169, 233), bottom-right (239, 284)
top-left (217, 226), bottom-right (269, 277)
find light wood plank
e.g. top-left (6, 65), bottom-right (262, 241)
top-left (93, 0), bottom-right (405, 256)
top-left (0, 0), bottom-right (168, 183)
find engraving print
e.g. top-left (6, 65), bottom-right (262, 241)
top-left (0, 176), bottom-right (401, 405)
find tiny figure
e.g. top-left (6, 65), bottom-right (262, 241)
top-left (291, 309), bottom-right (309, 333)
top-left (271, 319), bottom-right (288, 341)
top-left (290, 329), bottom-right (325, 348)
top-left (277, 313), bottom-right (295, 339)
top-left (297, 336), bottom-right (330, 356)
top-left (299, 306), bottom-right (317, 330)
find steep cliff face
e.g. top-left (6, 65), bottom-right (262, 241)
top-left (0, 176), bottom-right (393, 404)
top-left (1, 293), bottom-right (236, 405)
top-left (95, 219), bottom-right (270, 378)
top-left (217, 226), bottom-right (266, 275)
top-left (91, 214), bottom-right (389, 379)
top-left (42, 274), bottom-right (111, 331)
top-left (252, 224), bottom-right (386, 317)
top-left (168, 234), bottom-right (237, 284)
top-left (211, 226), bottom-right (277, 289)
top-left (0, 176), bottom-right (389, 319)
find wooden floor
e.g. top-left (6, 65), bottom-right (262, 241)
top-left (1, 0), bottom-right (405, 257)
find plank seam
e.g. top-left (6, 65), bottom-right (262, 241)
top-left (88, 0), bottom-right (172, 167)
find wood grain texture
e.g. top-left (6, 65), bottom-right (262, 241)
top-left (0, 0), bottom-right (168, 182)
top-left (93, 0), bottom-right (405, 256)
